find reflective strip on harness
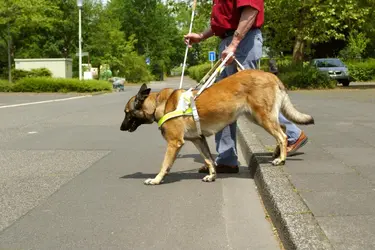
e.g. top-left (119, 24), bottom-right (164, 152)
top-left (190, 96), bottom-right (202, 135)
top-left (157, 107), bottom-right (193, 128)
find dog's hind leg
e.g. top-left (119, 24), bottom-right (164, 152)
top-left (260, 117), bottom-right (287, 166)
top-left (191, 136), bottom-right (217, 182)
top-left (144, 138), bottom-right (184, 185)
top-left (272, 124), bottom-right (286, 158)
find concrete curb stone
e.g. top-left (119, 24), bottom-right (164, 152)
top-left (237, 114), bottom-right (334, 250)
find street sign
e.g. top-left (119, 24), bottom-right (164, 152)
top-left (75, 52), bottom-right (89, 56)
top-left (208, 51), bottom-right (216, 62)
top-left (146, 57), bottom-right (150, 65)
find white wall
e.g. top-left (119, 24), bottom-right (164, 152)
top-left (14, 58), bottom-right (73, 78)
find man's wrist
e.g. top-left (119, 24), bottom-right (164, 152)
top-left (198, 33), bottom-right (205, 42)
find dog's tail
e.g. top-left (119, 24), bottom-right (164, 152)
top-left (280, 92), bottom-right (314, 125)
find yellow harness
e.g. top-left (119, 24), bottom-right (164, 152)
top-left (157, 89), bottom-right (201, 134)
top-left (157, 107), bottom-right (193, 127)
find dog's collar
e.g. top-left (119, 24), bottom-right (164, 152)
top-left (157, 107), bottom-right (193, 128)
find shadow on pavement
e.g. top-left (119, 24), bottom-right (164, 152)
top-left (120, 152), bottom-right (252, 184)
top-left (247, 152), bottom-right (304, 177)
top-left (120, 151), bottom-right (307, 184)
top-left (338, 84), bottom-right (375, 90)
top-left (176, 153), bottom-right (218, 164)
top-left (120, 167), bottom-right (252, 184)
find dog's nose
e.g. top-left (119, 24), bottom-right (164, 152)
top-left (120, 125), bottom-right (127, 131)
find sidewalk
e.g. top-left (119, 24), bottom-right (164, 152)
top-left (237, 88), bottom-right (375, 250)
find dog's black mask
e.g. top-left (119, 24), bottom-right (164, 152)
top-left (120, 84), bottom-right (152, 132)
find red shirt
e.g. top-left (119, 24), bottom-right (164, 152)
top-left (210, 0), bottom-right (264, 38)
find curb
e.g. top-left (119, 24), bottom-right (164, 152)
top-left (237, 114), bottom-right (333, 250)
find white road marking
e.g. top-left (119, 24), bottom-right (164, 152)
top-left (28, 131), bottom-right (38, 134)
top-left (0, 95), bottom-right (91, 109)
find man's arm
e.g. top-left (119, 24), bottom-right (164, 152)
top-left (230, 6), bottom-right (258, 48)
top-left (198, 28), bottom-right (214, 42)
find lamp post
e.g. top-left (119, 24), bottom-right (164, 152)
top-left (77, 0), bottom-right (83, 80)
top-left (7, 23), bottom-right (11, 83)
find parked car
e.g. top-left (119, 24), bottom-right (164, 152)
top-left (311, 58), bottom-right (351, 86)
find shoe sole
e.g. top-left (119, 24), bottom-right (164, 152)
top-left (287, 137), bottom-right (308, 157)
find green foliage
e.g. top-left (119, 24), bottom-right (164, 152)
top-left (339, 31), bottom-right (370, 60)
top-left (11, 77), bottom-right (112, 93)
top-left (187, 63), bottom-right (211, 82)
top-left (10, 68), bottom-right (52, 81)
top-left (170, 66), bottom-right (183, 76)
top-left (122, 54), bottom-right (154, 83)
top-left (0, 79), bottom-right (12, 92)
top-left (278, 63), bottom-right (336, 90)
top-left (345, 59), bottom-right (375, 82)
top-left (263, 0), bottom-right (371, 61)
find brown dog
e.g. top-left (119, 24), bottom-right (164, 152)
top-left (120, 69), bottom-right (314, 185)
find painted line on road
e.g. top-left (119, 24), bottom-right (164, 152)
top-left (0, 95), bottom-right (92, 109)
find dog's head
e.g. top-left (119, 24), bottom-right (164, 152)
top-left (120, 83), bottom-right (154, 132)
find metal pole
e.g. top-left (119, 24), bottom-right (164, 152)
top-left (78, 7), bottom-right (82, 80)
top-left (8, 23), bottom-right (12, 83)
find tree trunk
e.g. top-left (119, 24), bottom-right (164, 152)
top-left (292, 38), bottom-right (305, 63)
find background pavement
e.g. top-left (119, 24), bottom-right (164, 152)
top-left (0, 77), bottom-right (281, 250)
top-left (244, 86), bottom-right (375, 250)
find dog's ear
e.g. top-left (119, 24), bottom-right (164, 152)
top-left (134, 83), bottom-right (151, 109)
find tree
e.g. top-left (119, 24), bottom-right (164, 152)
top-left (0, 0), bottom-right (59, 78)
top-left (263, 0), bottom-right (370, 62)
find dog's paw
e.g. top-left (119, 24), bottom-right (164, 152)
top-left (272, 158), bottom-right (285, 166)
top-left (144, 178), bottom-right (161, 185)
top-left (202, 175), bottom-right (216, 182)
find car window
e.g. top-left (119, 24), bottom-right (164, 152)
top-left (316, 59), bottom-right (344, 67)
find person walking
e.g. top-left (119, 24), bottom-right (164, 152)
top-left (184, 1), bottom-right (308, 173)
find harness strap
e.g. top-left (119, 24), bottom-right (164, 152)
top-left (158, 107), bottom-right (193, 128)
top-left (190, 96), bottom-right (202, 135)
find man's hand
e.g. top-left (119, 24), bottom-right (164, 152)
top-left (184, 33), bottom-right (203, 47)
top-left (221, 44), bottom-right (237, 65)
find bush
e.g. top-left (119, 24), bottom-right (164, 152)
top-left (187, 63), bottom-right (211, 82)
top-left (123, 54), bottom-right (154, 83)
top-left (278, 63), bottom-right (336, 90)
top-left (170, 66), bottom-right (183, 76)
top-left (0, 80), bottom-right (13, 92)
top-left (11, 68), bottom-right (53, 81)
top-left (11, 77), bottom-right (112, 93)
top-left (345, 59), bottom-right (375, 82)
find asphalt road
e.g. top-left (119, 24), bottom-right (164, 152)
top-left (0, 78), bottom-right (280, 250)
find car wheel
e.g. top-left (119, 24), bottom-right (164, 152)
top-left (341, 80), bottom-right (350, 87)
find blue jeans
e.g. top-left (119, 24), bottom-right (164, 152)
top-left (214, 29), bottom-right (301, 166)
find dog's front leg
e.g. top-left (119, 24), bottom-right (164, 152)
top-left (192, 137), bottom-right (216, 182)
top-left (144, 140), bottom-right (183, 185)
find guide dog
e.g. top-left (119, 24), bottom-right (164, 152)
top-left (120, 69), bottom-right (314, 185)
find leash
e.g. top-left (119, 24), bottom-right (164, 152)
top-left (179, 0), bottom-right (197, 89)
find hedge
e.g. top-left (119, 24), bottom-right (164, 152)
top-left (0, 80), bottom-right (12, 92)
top-left (187, 63), bottom-right (212, 82)
top-left (8, 77), bottom-right (112, 93)
top-left (345, 59), bottom-right (375, 82)
top-left (10, 68), bottom-right (53, 81)
top-left (278, 64), bottom-right (336, 90)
